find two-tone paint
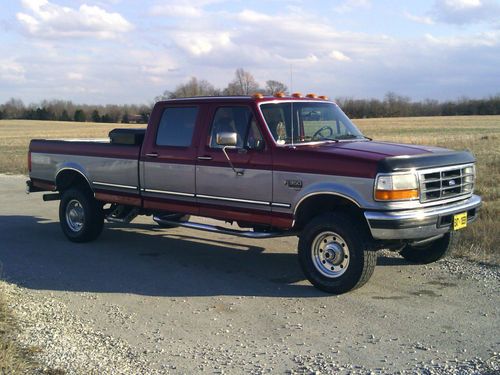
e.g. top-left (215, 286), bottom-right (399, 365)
top-left (28, 96), bottom-right (481, 240)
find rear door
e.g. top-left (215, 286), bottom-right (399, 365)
top-left (141, 103), bottom-right (203, 215)
top-left (195, 103), bottom-right (273, 225)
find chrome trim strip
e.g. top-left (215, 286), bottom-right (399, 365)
top-left (197, 194), bottom-right (270, 206)
top-left (93, 181), bottom-right (138, 190)
top-left (143, 188), bottom-right (195, 197)
top-left (271, 202), bottom-right (292, 208)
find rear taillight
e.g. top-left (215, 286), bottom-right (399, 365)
top-left (28, 151), bottom-right (32, 172)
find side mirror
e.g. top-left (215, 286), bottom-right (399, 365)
top-left (216, 132), bottom-right (237, 147)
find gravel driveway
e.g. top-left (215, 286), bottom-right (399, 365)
top-left (0, 174), bottom-right (498, 374)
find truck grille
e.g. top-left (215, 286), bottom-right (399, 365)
top-left (418, 164), bottom-right (475, 202)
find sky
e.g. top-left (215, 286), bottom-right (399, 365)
top-left (0, 0), bottom-right (499, 105)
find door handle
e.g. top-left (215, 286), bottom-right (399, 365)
top-left (197, 156), bottom-right (213, 161)
top-left (146, 152), bottom-right (159, 158)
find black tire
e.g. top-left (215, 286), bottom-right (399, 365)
top-left (59, 187), bottom-right (104, 242)
top-left (399, 232), bottom-right (455, 264)
top-left (298, 212), bottom-right (377, 294)
top-left (156, 214), bottom-right (190, 229)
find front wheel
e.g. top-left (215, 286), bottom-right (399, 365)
top-left (59, 188), bottom-right (104, 242)
top-left (399, 232), bottom-right (455, 264)
top-left (298, 213), bottom-right (377, 294)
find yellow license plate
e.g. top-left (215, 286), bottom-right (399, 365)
top-left (453, 212), bottom-right (467, 230)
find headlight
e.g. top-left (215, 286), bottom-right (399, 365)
top-left (375, 173), bottom-right (419, 201)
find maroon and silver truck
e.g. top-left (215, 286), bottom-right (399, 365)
top-left (27, 95), bottom-right (481, 294)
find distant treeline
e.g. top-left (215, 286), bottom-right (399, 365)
top-left (0, 69), bottom-right (499, 123)
top-left (0, 98), bottom-right (151, 124)
top-left (336, 93), bottom-right (500, 118)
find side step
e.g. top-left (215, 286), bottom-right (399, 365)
top-left (153, 216), bottom-right (296, 239)
top-left (106, 207), bottom-right (139, 224)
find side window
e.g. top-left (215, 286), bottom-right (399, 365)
top-left (156, 107), bottom-right (198, 147)
top-left (209, 106), bottom-right (260, 149)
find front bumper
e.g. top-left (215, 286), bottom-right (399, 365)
top-left (364, 195), bottom-right (481, 240)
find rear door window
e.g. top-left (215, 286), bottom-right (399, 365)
top-left (156, 107), bottom-right (198, 147)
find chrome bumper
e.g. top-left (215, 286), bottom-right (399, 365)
top-left (364, 195), bottom-right (481, 240)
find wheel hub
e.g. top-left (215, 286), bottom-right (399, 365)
top-left (311, 231), bottom-right (350, 278)
top-left (66, 199), bottom-right (85, 232)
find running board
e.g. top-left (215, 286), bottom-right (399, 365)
top-left (153, 216), bottom-right (296, 239)
top-left (106, 208), bottom-right (140, 224)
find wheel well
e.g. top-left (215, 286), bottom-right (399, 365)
top-left (294, 194), bottom-right (366, 231)
top-left (56, 169), bottom-right (92, 193)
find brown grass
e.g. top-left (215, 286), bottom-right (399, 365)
top-left (0, 285), bottom-right (35, 374)
top-left (0, 117), bottom-right (498, 265)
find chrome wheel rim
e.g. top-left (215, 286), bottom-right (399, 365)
top-left (311, 231), bottom-right (350, 278)
top-left (65, 199), bottom-right (85, 232)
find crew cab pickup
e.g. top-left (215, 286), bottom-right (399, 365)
top-left (27, 95), bottom-right (482, 294)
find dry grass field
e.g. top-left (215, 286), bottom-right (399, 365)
top-left (0, 116), bottom-right (498, 265)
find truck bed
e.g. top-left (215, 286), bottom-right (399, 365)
top-left (29, 138), bottom-right (142, 205)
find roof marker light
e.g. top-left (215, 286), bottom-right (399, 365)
top-left (306, 93), bottom-right (318, 98)
top-left (318, 95), bottom-right (329, 100)
top-left (274, 92), bottom-right (285, 98)
top-left (252, 93), bottom-right (264, 99)
top-left (291, 92), bottom-right (302, 98)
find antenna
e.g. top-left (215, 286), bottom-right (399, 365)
top-left (290, 64), bottom-right (294, 147)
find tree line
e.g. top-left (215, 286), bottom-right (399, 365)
top-left (0, 69), bottom-right (498, 122)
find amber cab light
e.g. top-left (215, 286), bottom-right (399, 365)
top-left (375, 189), bottom-right (418, 201)
top-left (274, 92), bottom-right (285, 98)
top-left (306, 93), bottom-right (318, 98)
top-left (291, 92), bottom-right (302, 98)
top-left (319, 95), bottom-right (329, 100)
top-left (252, 93), bottom-right (264, 99)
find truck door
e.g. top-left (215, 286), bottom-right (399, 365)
top-left (195, 104), bottom-right (273, 225)
top-left (141, 104), bottom-right (201, 215)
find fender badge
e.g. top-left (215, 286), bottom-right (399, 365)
top-left (285, 180), bottom-right (303, 189)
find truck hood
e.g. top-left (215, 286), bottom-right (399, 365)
top-left (277, 140), bottom-right (476, 178)
top-left (314, 140), bottom-right (448, 159)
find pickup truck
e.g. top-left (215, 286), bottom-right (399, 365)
top-left (27, 94), bottom-right (482, 294)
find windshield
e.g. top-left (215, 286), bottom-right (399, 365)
top-left (260, 101), bottom-right (365, 145)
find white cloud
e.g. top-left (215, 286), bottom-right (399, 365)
top-left (172, 31), bottom-right (231, 56)
top-left (404, 12), bottom-right (435, 25)
top-left (66, 72), bottom-right (84, 81)
top-left (329, 50), bottom-right (351, 61)
top-left (433, 0), bottom-right (500, 24)
top-left (335, 0), bottom-right (371, 13)
top-left (17, 0), bottom-right (133, 39)
top-left (150, 4), bottom-right (203, 18)
top-left (0, 59), bottom-right (26, 82)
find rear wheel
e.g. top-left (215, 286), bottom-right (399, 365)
top-left (59, 188), bottom-right (104, 242)
top-left (399, 232), bottom-right (455, 264)
top-left (298, 213), bottom-right (377, 294)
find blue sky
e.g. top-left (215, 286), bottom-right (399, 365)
top-left (1, 0), bottom-right (499, 104)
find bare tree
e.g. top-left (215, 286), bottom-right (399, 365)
top-left (265, 80), bottom-right (288, 95)
top-left (158, 77), bottom-right (219, 99)
top-left (224, 68), bottom-right (260, 95)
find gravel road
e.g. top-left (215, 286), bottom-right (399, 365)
top-left (0, 174), bottom-right (499, 374)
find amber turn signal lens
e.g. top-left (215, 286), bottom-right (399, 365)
top-left (375, 189), bottom-right (418, 201)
